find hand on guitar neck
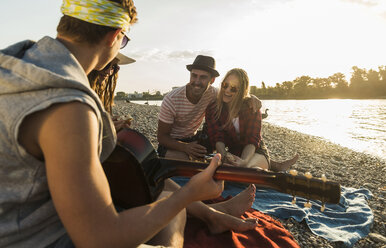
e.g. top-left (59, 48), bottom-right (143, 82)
top-left (181, 154), bottom-right (224, 203)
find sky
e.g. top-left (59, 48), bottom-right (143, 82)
top-left (1, 0), bottom-right (385, 94)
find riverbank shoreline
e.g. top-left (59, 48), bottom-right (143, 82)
top-left (112, 100), bottom-right (386, 248)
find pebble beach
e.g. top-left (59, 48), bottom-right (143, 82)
top-left (112, 100), bottom-right (386, 248)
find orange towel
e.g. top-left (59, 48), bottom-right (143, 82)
top-left (184, 198), bottom-right (299, 248)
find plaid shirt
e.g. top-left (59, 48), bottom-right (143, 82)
top-left (205, 100), bottom-right (262, 157)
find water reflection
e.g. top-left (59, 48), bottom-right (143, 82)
top-left (262, 99), bottom-right (386, 159)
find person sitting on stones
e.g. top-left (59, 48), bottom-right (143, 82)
top-left (205, 68), bottom-right (299, 171)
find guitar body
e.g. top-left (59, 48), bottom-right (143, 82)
top-left (102, 129), bottom-right (162, 208)
top-left (103, 128), bottom-right (341, 209)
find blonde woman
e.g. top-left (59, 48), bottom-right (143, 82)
top-left (206, 68), bottom-right (298, 171)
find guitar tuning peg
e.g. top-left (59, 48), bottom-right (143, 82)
top-left (291, 196), bottom-right (296, 204)
top-left (304, 201), bottom-right (312, 208)
top-left (321, 203), bottom-right (326, 212)
top-left (304, 172), bottom-right (313, 179)
top-left (321, 174), bottom-right (327, 182)
top-left (289, 169), bottom-right (298, 176)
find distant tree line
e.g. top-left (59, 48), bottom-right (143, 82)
top-left (115, 90), bottom-right (165, 100)
top-left (250, 66), bottom-right (386, 99)
top-left (114, 65), bottom-right (386, 100)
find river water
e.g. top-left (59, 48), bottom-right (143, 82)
top-left (132, 99), bottom-right (386, 160)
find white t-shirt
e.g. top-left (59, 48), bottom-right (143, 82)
top-left (232, 117), bottom-right (240, 134)
top-left (159, 85), bottom-right (217, 139)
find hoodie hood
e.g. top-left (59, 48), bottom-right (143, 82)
top-left (0, 36), bottom-right (92, 96)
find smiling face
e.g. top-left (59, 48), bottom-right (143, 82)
top-left (221, 73), bottom-right (240, 104)
top-left (186, 69), bottom-right (215, 103)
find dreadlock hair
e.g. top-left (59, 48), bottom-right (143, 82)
top-left (88, 66), bottom-right (119, 114)
top-left (57, 0), bottom-right (138, 45)
top-left (215, 68), bottom-right (250, 129)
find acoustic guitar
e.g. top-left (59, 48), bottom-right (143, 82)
top-left (102, 128), bottom-right (341, 210)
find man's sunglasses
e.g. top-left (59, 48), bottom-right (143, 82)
top-left (120, 31), bottom-right (130, 49)
top-left (221, 82), bottom-right (239, 93)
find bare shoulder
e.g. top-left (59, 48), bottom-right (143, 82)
top-left (18, 101), bottom-right (97, 159)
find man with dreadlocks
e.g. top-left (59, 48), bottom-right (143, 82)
top-left (0, 1), bottom-right (258, 247)
top-left (88, 53), bottom-right (133, 130)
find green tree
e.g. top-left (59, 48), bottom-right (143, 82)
top-left (378, 66), bottom-right (386, 96)
top-left (250, 85), bottom-right (258, 96)
top-left (281, 81), bottom-right (294, 98)
top-left (142, 91), bottom-right (151, 99)
top-left (293, 76), bottom-right (312, 98)
top-left (310, 77), bottom-right (331, 97)
top-left (367, 69), bottom-right (381, 97)
top-left (329, 73), bottom-right (348, 97)
top-left (349, 66), bottom-right (368, 97)
top-left (261, 81), bottom-right (266, 90)
top-left (115, 91), bottom-right (127, 100)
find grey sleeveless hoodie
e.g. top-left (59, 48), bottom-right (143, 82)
top-left (0, 36), bottom-right (116, 247)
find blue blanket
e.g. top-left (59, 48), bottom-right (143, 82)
top-left (172, 177), bottom-right (373, 247)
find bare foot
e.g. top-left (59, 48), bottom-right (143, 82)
top-left (205, 210), bottom-right (258, 234)
top-left (270, 154), bottom-right (299, 172)
top-left (210, 184), bottom-right (256, 217)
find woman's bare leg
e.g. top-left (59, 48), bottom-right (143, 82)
top-left (270, 154), bottom-right (299, 172)
top-left (246, 153), bottom-right (269, 170)
top-left (164, 179), bottom-right (258, 234)
top-left (247, 153), bottom-right (299, 172)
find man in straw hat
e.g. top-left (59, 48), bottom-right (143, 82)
top-left (0, 1), bottom-right (258, 248)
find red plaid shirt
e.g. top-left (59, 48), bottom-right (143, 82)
top-left (205, 100), bottom-right (262, 157)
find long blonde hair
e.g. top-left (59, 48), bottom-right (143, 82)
top-left (215, 68), bottom-right (250, 128)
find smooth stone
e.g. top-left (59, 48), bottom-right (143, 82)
top-left (368, 233), bottom-right (386, 243)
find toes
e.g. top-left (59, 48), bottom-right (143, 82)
top-left (248, 184), bottom-right (256, 192)
top-left (244, 218), bottom-right (259, 227)
top-left (244, 217), bottom-right (258, 223)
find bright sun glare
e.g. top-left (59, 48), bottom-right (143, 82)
top-left (213, 0), bottom-right (386, 89)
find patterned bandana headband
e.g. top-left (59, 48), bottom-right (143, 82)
top-left (61, 0), bottom-right (131, 32)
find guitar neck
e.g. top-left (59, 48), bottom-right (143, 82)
top-left (157, 158), bottom-right (341, 204)
top-left (159, 158), bottom-right (283, 191)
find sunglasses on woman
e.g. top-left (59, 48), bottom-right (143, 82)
top-left (221, 82), bottom-right (239, 93)
top-left (102, 62), bottom-right (120, 75)
top-left (120, 32), bottom-right (130, 49)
